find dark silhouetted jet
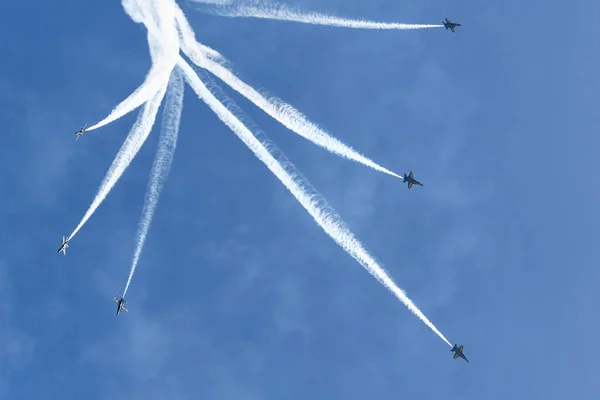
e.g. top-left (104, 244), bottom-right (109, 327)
top-left (57, 236), bottom-right (69, 255)
top-left (451, 344), bottom-right (469, 362)
top-left (75, 124), bottom-right (88, 141)
top-left (443, 18), bottom-right (461, 33)
top-left (114, 297), bottom-right (128, 316)
top-left (403, 171), bottom-right (423, 190)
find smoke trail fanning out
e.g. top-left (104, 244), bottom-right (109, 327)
top-left (178, 57), bottom-right (451, 346)
top-left (123, 69), bottom-right (185, 297)
top-left (180, 44), bottom-right (401, 178)
top-left (85, 0), bottom-right (179, 132)
top-left (191, 0), bottom-right (443, 30)
top-left (68, 85), bottom-right (168, 241)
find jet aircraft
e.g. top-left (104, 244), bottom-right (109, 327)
top-left (57, 236), bottom-right (69, 255)
top-left (402, 171), bottom-right (423, 189)
top-left (114, 297), bottom-right (128, 316)
top-left (443, 18), bottom-right (461, 32)
top-left (75, 124), bottom-right (88, 140)
top-left (451, 344), bottom-right (469, 362)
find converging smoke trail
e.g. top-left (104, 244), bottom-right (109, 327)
top-left (68, 84), bottom-right (168, 241)
top-left (178, 57), bottom-right (451, 346)
top-left (85, 0), bottom-right (179, 132)
top-left (123, 69), bottom-right (184, 298)
top-left (191, 0), bottom-right (443, 30)
top-left (183, 45), bottom-right (402, 179)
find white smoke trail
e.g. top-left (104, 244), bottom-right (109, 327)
top-left (68, 84), bottom-right (168, 241)
top-left (174, 1), bottom-right (225, 62)
top-left (181, 43), bottom-right (402, 178)
top-left (178, 57), bottom-right (451, 346)
top-left (86, 0), bottom-right (179, 132)
top-left (190, 0), bottom-right (443, 30)
top-left (122, 69), bottom-right (184, 298)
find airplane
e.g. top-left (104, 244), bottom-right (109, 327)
top-left (114, 297), bottom-right (128, 316)
top-left (57, 236), bottom-right (69, 255)
top-left (451, 344), bottom-right (469, 362)
top-left (75, 124), bottom-right (88, 141)
top-left (443, 18), bottom-right (461, 33)
top-left (402, 171), bottom-right (423, 189)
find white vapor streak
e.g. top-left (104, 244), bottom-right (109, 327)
top-left (178, 57), bottom-right (451, 346)
top-left (173, 13), bottom-right (401, 178)
top-left (191, 0), bottom-right (443, 30)
top-left (174, 1), bottom-right (224, 61)
top-left (123, 69), bottom-right (184, 298)
top-left (86, 0), bottom-right (179, 132)
top-left (189, 48), bottom-right (402, 179)
top-left (68, 84), bottom-right (168, 241)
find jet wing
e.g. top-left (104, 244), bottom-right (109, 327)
top-left (445, 18), bottom-right (450, 23)
top-left (408, 182), bottom-right (413, 189)
top-left (122, 306), bottom-right (128, 312)
top-left (459, 345), bottom-right (464, 352)
top-left (450, 26), bottom-right (455, 32)
top-left (409, 171), bottom-right (414, 179)
top-left (114, 297), bottom-right (119, 303)
top-left (453, 353), bottom-right (460, 359)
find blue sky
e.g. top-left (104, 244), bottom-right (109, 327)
top-left (1, 0), bottom-right (599, 398)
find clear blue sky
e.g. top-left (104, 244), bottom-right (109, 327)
top-left (1, 0), bottom-right (599, 398)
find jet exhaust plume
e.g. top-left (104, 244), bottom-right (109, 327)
top-left (85, 0), bottom-right (179, 133)
top-left (190, 0), bottom-right (443, 30)
top-left (178, 41), bottom-right (402, 179)
top-left (178, 57), bottom-right (451, 346)
top-left (68, 85), bottom-right (168, 241)
top-left (174, 1), bottom-right (225, 62)
top-left (123, 69), bottom-right (184, 298)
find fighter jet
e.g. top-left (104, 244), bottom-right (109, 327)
top-left (75, 124), bottom-right (88, 141)
top-left (451, 344), bottom-right (469, 362)
top-left (402, 171), bottom-right (423, 189)
top-left (443, 18), bottom-right (461, 33)
top-left (114, 297), bottom-right (128, 316)
top-left (57, 236), bottom-right (69, 255)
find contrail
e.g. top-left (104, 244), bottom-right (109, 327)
top-left (178, 57), bottom-right (451, 346)
top-left (190, 0), bottom-right (443, 30)
top-left (174, 1), bottom-right (225, 62)
top-left (85, 0), bottom-right (179, 132)
top-left (68, 84), bottom-right (168, 241)
top-left (173, 16), bottom-right (402, 178)
top-left (123, 69), bottom-right (184, 298)
top-left (186, 47), bottom-right (402, 179)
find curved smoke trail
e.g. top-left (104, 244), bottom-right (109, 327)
top-left (86, 0), bottom-right (179, 132)
top-left (174, 1), bottom-right (225, 62)
top-left (123, 69), bottom-right (185, 297)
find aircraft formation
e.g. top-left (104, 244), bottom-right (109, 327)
top-left (58, 4), bottom-right (467, 363)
